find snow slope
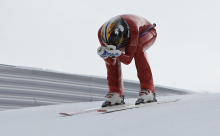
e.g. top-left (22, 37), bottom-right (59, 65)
top-left (1, 93), bottom-right (220, 136)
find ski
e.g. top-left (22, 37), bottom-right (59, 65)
top-left (59, 103), bottom-right (132, 116)
top-left (59, 99), bottom-right (181, 116)
top-left (98, 99), bottom-right (181, 113)
top-left (60, 107), bottom-right (100, 116)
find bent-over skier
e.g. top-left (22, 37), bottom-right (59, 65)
top-left (97, 14), bottom-right (157, 107)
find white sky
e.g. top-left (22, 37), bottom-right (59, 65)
top-left (0, 0), bottom-right (220, 93)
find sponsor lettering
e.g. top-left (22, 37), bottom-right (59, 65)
top-left (115, 28), bottom-right (119, 35)
top-left (119, 25), bottom-right (124, 32)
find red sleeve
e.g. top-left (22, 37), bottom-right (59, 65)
top-left (98, 26), bottom-right (116, 65)
top-left (117, 22), bottom-right (139, 65)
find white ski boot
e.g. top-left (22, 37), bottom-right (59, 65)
top-left (102, 92), bottom-right (125, 107)
top-left (135, 89), bottom-right (157, 105)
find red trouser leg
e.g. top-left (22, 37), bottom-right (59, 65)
top-left (134, 50), bottom-right (155, 92)
top-left (134, 29), bottom-right (157, 93)
top-left (106, 58), bottom-right (124, 97)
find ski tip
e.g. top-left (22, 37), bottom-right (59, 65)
top-left (97, 110), bottom-right (107, 112)
top-left (60, 113), bottom-right (69, 116)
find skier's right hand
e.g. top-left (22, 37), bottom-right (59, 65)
top-left (97, 46), bottom-right (108, 59)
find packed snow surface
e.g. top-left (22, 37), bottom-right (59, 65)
top-left (1, 93), bottom-right (220, 136)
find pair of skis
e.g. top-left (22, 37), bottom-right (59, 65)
top-left (59, 99), bottom-right (180, 116)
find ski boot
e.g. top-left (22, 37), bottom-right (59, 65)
top-left (135, 89), bottom-right (157, 105)
top-left (101, 92), bottom-right (125, 107)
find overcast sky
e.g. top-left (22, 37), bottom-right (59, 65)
top-left (0, 0), bottom-right (220, 93)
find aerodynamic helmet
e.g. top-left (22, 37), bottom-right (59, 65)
top-left (101, 17), bottom-right (130, 48)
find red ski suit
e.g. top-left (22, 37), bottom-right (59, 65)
top-left (98, 14), bottom-right (157, 97)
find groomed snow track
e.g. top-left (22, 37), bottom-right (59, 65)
top-left (0, 64), bottom-right (193, 111)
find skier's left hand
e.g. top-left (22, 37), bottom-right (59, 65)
top-left (105, 45), bottom-right (121, 57)
top-left (97, 46), bottom-right (108, 59)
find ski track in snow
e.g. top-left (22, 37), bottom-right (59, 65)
top-left (1, 93), bottom-right (220, 136)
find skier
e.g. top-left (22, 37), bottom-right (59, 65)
top-left (97, 14), bottom-right (157, 107)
